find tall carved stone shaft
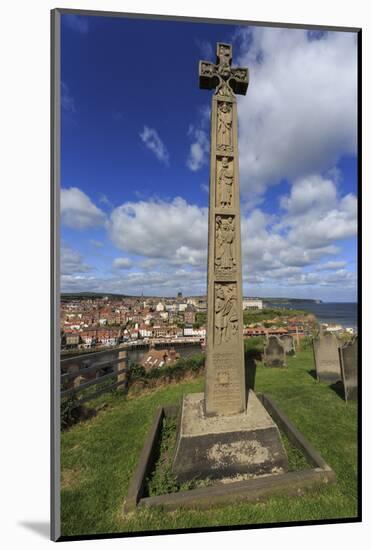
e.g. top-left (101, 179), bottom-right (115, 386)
top-left (199, 43), bottom-right (249, 416)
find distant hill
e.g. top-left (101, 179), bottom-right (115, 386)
top-left (61, 292), bottom-right (321, 304)
top-left (261, 297), bottom-right (322, 304)
top-left (61, 292), bottom-right (131, 300)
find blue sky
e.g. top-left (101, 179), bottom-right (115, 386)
top-left (60, 13), bottom-right (358, 302)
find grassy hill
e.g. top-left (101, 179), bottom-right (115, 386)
top-left (60, 350), bottom-right (358, 537)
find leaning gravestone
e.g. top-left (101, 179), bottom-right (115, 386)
top-left (172, 42), bottom-right (288, 481)
top-left (312, 332), bottom-right (341, 383)
top-left (280, 334), bottom-right (296, 356)
top-left (263, 336), bottom-right (286, 368)
top-left (339, 335), bottom-right (358, 401)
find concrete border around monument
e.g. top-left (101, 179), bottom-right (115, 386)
top-left (123, 397), bottom-right (336, 512)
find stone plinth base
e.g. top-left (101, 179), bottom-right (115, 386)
top-left (172, 391), bottom-right (288, 482)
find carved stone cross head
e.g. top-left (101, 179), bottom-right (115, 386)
top-left (199, 42), bottom-right (249, 96)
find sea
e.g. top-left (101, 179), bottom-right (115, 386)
top-left (266, 301), bottom-right (358, 330)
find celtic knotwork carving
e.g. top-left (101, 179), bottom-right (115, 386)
top-left (199, 42), bottom-right (248, 96)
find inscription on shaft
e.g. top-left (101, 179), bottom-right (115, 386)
top-left (200, 43), bottom-right (249, 416)
top-left (210, 352), bottom-right (242, 413)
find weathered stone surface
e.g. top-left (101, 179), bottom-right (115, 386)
top-left (171, 42), bottom-right (288, 484)
top-left (313, 332), bottom-right (341, 382)
top-left (201, 43), bottom-right (248, 416)
top-left (281, 334), bottom-right (296, 356)
top-left (339, 335), bottom-right (358, 401)
top-left (264, 336), bottom-right (286, 368)
top-left (172, 392), bottom-right (288, 482)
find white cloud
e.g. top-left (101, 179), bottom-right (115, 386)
top-left (315, 260), bottom-right (347, 271)
top-left (186, 105), bottom-right (210, 172)
top-left (321, 269), bottom-right (356, 285)
top-left (61, 244), bottom-right (92, 275)
top-left (187, 126), bottom-right (209, 171)
top-left (61, 178), bottom-right (356, 298)
top-left (280, 174), bottom-right (337, 216)
top-left (103, 183), bottom-right (356, 298)
top-left (61, 187), bottom-right (106, 229)
top-left (139, 126), bottom-right (169, 165)
top-left (280, 175), bottom-right (357, 249)
top-left (61, 269), bottom-right (207, 297)
top-left (238, 173), bottom-right (356, 297)
top-left (241, 207), bottom-right (339, 276)
top-left (234, 27), bottom-right (357, 197)
top-left (109, 197), bottom-right (207, 265)
top-left (113, 257), bottom-right (133, 270)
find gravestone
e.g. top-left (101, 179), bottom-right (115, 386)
top-left (281, 334), bottom-right (296, 356)
top-left (172, 43), bottom-right (288, 481)
top-left (339, 335), bottom-right (358, 401)
top-left (312, 332), bottom-right (341, 383)
top-left (263, 336), bottom-right (286, 368)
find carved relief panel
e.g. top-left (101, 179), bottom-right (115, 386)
top-left (214, 283), bottom-right (239, 346)
top-left (215, 215), bottom-right (236, 278)
top-left (216, 156), bottom-right (234, 208)
top-left (217, 102), bottom-right (233, 153)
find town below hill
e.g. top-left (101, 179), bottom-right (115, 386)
top-left (60, 293), bottom-right (329, 353)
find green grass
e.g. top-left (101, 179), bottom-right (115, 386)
top-left (145, 416), bottom-right (213, 496)
top-left (243, 307), bottom-right (307, 325)
top-left (280, 432), bottom-right (310, 472)
top-left (60, 350), bottom-right (358, 537)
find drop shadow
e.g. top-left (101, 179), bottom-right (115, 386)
top-left (18, 521), bottom-right (49, 539)
top-left (308, 369), bottom-right (317, 380)
top-left (245, 351), bottom-right (260, 400)
top-left (329, 380), bottom-right (345, 400)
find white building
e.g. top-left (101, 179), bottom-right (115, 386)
top-left (139, 326), bottom-right (153, 338)
top-left (184, 326), bottom-right (206, 337)
top-left (243, 298), bottom-right (263, 310)
top-left (322, 323), bottom-right (343, 334)
top-left (155, 302), bottom-right (165, 312)
top-left (101, 337), bottom-right (118, 346)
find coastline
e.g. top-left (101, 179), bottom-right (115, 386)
top-left (266, 301), bottom-right (358, 330)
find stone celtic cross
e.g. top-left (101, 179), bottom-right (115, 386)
top-left (199, 43), bottom-right (249, 416)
